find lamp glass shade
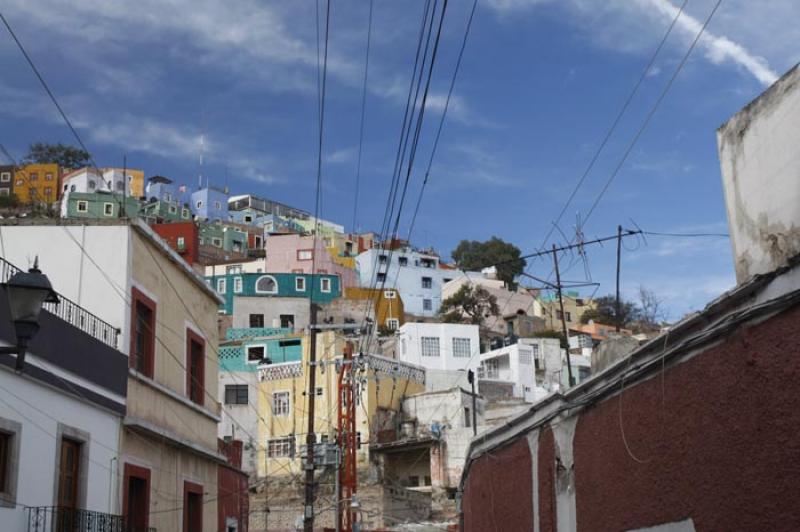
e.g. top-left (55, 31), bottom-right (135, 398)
top-left (5, 267), bottom-right (58, 344)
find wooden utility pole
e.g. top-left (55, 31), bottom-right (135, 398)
top-left (303, 303), bottom-right (319, 532)
top-left (615, 224), bottom-right (623, 333)
top-left (552, 244), bottom-right (575, 387)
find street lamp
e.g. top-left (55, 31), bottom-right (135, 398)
top-left (0, 258), bottom-right (59, 371)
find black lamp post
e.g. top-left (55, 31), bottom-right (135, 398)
top-left (0, 258), bottom-right (59, 371)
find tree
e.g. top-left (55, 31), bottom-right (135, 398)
top-left (23, 142), bottom-right (90, 170)
top-left (451, 237), bottom-right (526, 286)
top-left (636, 285), bottom-right (667, 331)
top-left (439, 285), bottom-right (500, 329)
top-left (580, 294), bottom-right (639, 327)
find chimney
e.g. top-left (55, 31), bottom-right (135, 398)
top-left (717, 64), bottom-right (800, 284)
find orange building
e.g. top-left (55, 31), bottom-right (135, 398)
top-left (13, 163), bottom-right (61, 204)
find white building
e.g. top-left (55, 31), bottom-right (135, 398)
top-left (357, 248), bottom-right (478, 317)
top-left (59, 168), bottom-right (140, 217)
top-left (397, 323), bottom-right (480, 391)
top-left (0, 257), bottom-right (127, 530)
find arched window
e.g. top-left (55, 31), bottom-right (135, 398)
top-left (255, 275), bottom-right (278, 294)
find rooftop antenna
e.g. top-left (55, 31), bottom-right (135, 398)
top-left (198, 132), bottom-right (205, 190)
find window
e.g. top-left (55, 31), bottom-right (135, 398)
top-left (183, 481), bottom-right (203, 532)
top-left (130, 288), bottom-right (156, 378)
top-left (280, 314), bottom-right (294, 329)
top-left (226, 265), bottom-right (243, 275)
top-left (443, 278), bottom-right (453, 284)
top-left (164, 193), bottom-right (172, 202)
top-left (295, 277), bottom-right (306, 291)
top-left (423, 299), bottom-right (432, 311)
top-left (196, 200), bottom-right (203, 208)
top-left (255, 275), bottom-right (278, 293)
top-left (408, 476), bottom-right (420, 487)
top-left (484, 359), bottom-right (499, 379)
top-left (421, 337), bottom-right (440, 357)
top-left (0, 172), bottom-right (9, 182)
top-left (384, 290), bottom-right (396, 299)
top-left (76, 201), bottom-right (88, 213)
top-left (464, 407), bottom-right (471, 428)
top-left (30, 172), bottom-right (38, 181)
top-left (217, 278), bottom-right (227, 294)
top-left (176, 236), bottom-right (186, 250)
top-left (14, 179), bottom-right (23, 186)
top-left (315, 387), bottom-right (323, 397)
top-left (267, 437), bottom-right (295, 458)
top-left (320, 277), bottom-right (331, 293)
top-left (244, 215), bottom-right (253, 223)
top-left (386, 318), bottom-right (399, 331)
top-left (103, 203), bottom-right (114, 216)
top-left (398, 256), bottom-right (408, 266)
top-left (297, 249), bottom-right (313, 261)
top-left (211, 237), bottom-right (222, 247)
top-left (452, 337), bottom-right (471, 358)
top-left (565, 312), bottom-right (572, 322)
top-left (377, 254), bottom-right (388, 264)
top-left (225, 384), bottom-right (248, 405)
top-left (0, 189), bottom-right (8, 197)
top-left (169, 205), bottom-right (177, 214)
top-left (421, 276), bottom-right (432, 289)
top-left (182, 208), bottom-right (190, 219)
top-left (249, 314), bottom-right (265, 328)
top-left (233, 277), bottom-right (243, 293)
top-left (123, 464), bottom-right (150, 531)
top-left (519, 349), bottom-right (532, 365)
top-left (88, 180), bottom-right (95, 189)
top-left (0, 419), bottom-right (21, 508)
top-left (214, 201), bottom-right (222, 210)
top-left (421, 258), bottom-right (435, 268)
top-left (376, 272), bottom-right (386, 282)
top-left (186, 329), bottom-right (205, 405)
top-left (273, 392), bottom-right (290, 416)
top-left (45, 173), bottom-right (53, 181)
top-left (401, 339), bottom-right (407, 355)
top-left (247, 345), bottom-right (265, 363)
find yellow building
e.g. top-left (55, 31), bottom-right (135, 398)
top-left (540, 292), bottom-right (597, 331)
top-left (13, 163), bottom-right (60, 204)
top-left (344, 287), bottom-right (405, 330)
top-left (256, 331), bottom-right (425, 478)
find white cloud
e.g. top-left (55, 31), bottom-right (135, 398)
top-left (485, 0), bottom-right (785, 87)
top-left (326, 147), bottom-right (356, 164)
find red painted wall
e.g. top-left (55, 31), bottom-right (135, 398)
top-left (462, 437), bottom-right (532, 532)
top-left (218, 439), bottom-right (250, 532)
top-left (574, 305), bottom-right (800, 531)
top-left (462, 305), bottom-right (800, 531)
top-left (151, 222), bottom-right (199, 265)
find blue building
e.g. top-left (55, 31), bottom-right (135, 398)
top-left (191, 186), bottom-right (229, 221)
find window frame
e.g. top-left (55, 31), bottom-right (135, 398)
top-left (421, 336), bottom-right (440, 357)
top-left (383, 290), bottom-right (396, 299)
top-left (233, 276), bottom-right (243, 294)
top-left (296, 249), bottom-right (314, 261)
top-left (255, 275), bottom-right (278, 294)
top-left (76, 200), bottom-right (88, 213)
top-left (386, 318), bottom-right (399, 331)
top-left (185, 328), bottom-right (205, 405)
top-left (0, 418), bottom-right (21, 508)
top-left (130, 287), bottom-right (156, 378)
top-left (422, 298), bottom-right (433, 311)
top-left (295, 276), bottom-right (306, 292)
top-left (249, 313), bottom-right (265, 328)
top-left (452, 337), bottom-right (471, 358)
top-left (272, 391), bottom-right (291, 417)
top-left (123, 463), bottom-right (151, 531)
top-left (217, 278), bottom-right (227, 294)
top-left (246, 345), bottom-right (266, 364)
top-left (320, 277), bottom-right (331, 293)
top-left (103, 203), bottom-right (114, 216)
top-left (224, 384), bottom-right (249, 405)
top-left (421, 276), bottom-right (433, 289)
top-left (267, 437), bottom-right (295, 458)
top-left (0, 172), bottom-right (10, 183)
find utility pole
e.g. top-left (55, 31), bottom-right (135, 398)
top-left (552, 244), bottom-right (575, 387)
top-left (615, 224), bottom-right (623, 333)
top-left (467, 369), bottom-right (477, 436)
top-left (303, 303), bottom-right (319, 532)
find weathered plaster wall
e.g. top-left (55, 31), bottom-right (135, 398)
top-left (718, 64), bottom-right (800, 282)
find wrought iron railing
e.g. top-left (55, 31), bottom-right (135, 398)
top-left (26, 506), bottom-right (126, 532)
top-left (0, 256), bottom-right (120, 349)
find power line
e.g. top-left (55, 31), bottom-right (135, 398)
top-left (535, 0), bottom-right (690, 252)
top-left (351, 0), bottom-right (374, 234)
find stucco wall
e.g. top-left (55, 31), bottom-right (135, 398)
top-left (398, 323), bottom-right (480, 374)
top-left (717, 64), bottom-right (800, 282)
top-left (0, 369), bottom-right (121, 529)
top-left (232, 296), bottom-right (311, 330)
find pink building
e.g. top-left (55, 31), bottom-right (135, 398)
top-left (264, 233), bottom-right (359, 287)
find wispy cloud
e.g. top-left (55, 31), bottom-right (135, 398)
top-left (325, 147), bottom-right (356, 164)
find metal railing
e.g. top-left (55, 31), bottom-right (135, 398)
top-left (26, 506), bottom-right (126, 532)
top-left (0, 256), bottom-right (120, 349)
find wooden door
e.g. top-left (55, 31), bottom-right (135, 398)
top-left (57, 438), bottom-right (81, 530)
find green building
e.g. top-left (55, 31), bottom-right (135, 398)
top-left (64, 192), bottom-right (141, 219)
top-left (206, 272), bottom-right (341, 314)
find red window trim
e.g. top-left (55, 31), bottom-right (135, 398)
top-left (130, 287), bottom-right (157, 378)
top-left (186, 328), bottom-right (205, 406)
top-left (183, 480), bottom-right (204, 532)
top-left (123, 463), bottom-right (151, 530)
top-left (296, 249), bottom-right (314, 261)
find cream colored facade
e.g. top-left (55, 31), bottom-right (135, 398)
top-left (123, 225), bottom-right (224, 532)
top-left (540, 293), bottom-right (596, 331)
top-left (256, 332), bottom-right (426, 478)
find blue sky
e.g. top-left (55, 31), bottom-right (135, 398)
top-left (1, 0), bottom-right (798, 319)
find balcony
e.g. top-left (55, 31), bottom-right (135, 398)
top-left (0, 257), bottom-right (120, 349)
top-left (26, 506), bottom-right (127, 532)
